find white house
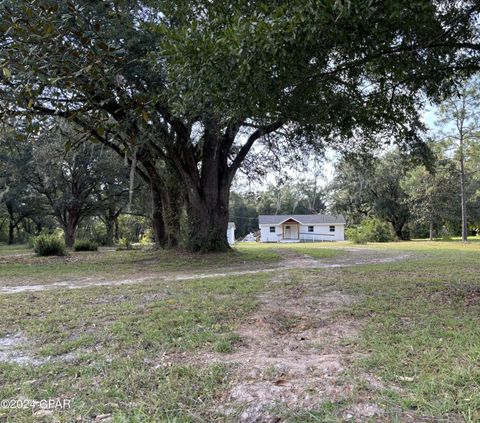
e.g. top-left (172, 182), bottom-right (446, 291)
top-left (227, 222), bottom-right (236, 245)
top-left (259, 214), bottom-right (346, 242)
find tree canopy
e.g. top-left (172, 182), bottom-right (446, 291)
top-left (1, 0), bottom-right (480, 250)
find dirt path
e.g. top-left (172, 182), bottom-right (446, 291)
top-left (0, 248), bottom-right (412, 295)
top-left (187, 266), bottom-right (385, 421)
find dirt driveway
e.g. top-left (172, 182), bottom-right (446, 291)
top-left (0, 248), bottom-right (411, 295)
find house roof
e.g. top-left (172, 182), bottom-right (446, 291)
top-left (258, 214), bottom-right (346, 225)
top-left (228, 222), bottom-right (236, 229)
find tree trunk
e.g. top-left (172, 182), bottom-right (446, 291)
top-left (150, 183), bottom-right (168, 248)
top-left (141, 157), bottom-right (181, 249)
top-left (160, 190), bottom-right (181, 249)
top-left (429, 221), bottom-right (434, 241)
top-left (105, 217), bottom-right (115, 246)
top-left (6, 203), bottom-right (15, 245)
top-left (114, 217), bottom-right (120, 241)
top-left (8, 220), bottom-right (14, 245)
top-left (459, 135), bottom-right (468, 242)
top-left (392, 220), bottom-right (405, 240)
top-left (63, 221), bottom-right (77, 248)
top-left (167, 118), bottom-right (280, 252)
top-left (184, 177), bottom-right (231, 252)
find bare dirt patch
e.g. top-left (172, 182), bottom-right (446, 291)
top-left (0, 333), bottom-right (45, 366)
top-left (190, 271), bottom-right (375, 422)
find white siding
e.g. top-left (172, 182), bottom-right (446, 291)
top-left (298, 224), bottom-right (345, 241)
top-left (260, 223), bottom-right (345, 242)
top-left (260, 224), bottom-right (281, 242)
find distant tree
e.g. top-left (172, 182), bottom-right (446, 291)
top-left (331, 151), bottom-right (414, 239)
top-left (371, 152), bottom-right (413, 240)
top-left (26, 132), bottom-right (102, 247)
top-left (255, 175), bottom-right (327, 216)
top-left (229, 192), bottom-right (258, 238)
top-left (92, 151), bottom-right (132, 246)
top-left (465, 139), bottom-right (480, 231)
top-left (0, 131), bottom-right (43, 244)
top-left (330, 160), bottom-right (374, 224)
top-left (436, 78), bottom-right (480, 242)
top-left (402, 152), bottom-right (459, 240)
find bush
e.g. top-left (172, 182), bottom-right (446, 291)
top-left (346, 217), bottom-right (396, 244)
top-left (139, 230), bottom-right (154, 246)
top-left (33, 234), bottom-right (66, 256)
top-left (438, 225), bottom-right (453, 241)
top-left (345, 227), bottom-right (368, 244)
top-left (74, 239), bottom-right (98, 252)
top-left (116, 237), bottom-right (133, 251)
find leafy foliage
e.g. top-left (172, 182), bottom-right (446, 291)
top-left (73, 239), bottom-right (98, 252)
top-left (33, 234), bottom-right (66, 256)
top-left (331, 150), bottom-right (413, 239)
top-left (346, 217), bottom-right (396, 244)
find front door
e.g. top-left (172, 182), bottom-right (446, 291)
top-left (283, 224), bottom-right (299, 239)
top-left (291, 224), bottom-right (299, 239)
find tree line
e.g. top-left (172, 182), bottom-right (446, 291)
top-left (1, 1), bottom-right (480, 250)
top-left (231, 80), bottom-right (480, 241)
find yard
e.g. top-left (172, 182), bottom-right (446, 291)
top-left (0, 241), bottom-right (479, 422)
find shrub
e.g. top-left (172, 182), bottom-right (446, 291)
top-left (346, 217), bottom-right (396, 244)
top-left (74, 239), bottom-right (98, 252)
top-left (139, 230), bottom-right (154, 246)
top-left (33, 234), bottom-right (66, 256)
top-left (116, 237), bottom-right (133, 251)
top-left (438, 225), bottom-right (453, 241)
top-left (345, 227), bottom-right (368, 244)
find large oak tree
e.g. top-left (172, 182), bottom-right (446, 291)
top-left (1, 0), bottom-right (479, 250)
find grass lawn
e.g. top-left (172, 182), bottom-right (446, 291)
top-left (0, 240), bottom-right (478, 421)
top-left (0, 244), bottom-right (31, 256)
top-left (0, 244), bottom-right (281, 285)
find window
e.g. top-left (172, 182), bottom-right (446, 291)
top-left (269, 226), bottom-right (276, 233)
top-left (308, 226), bottom-right (314, 232)
top-left (329, 225), bottom-right (335, 232)
top-left (285, 225), bottom-right (290, 229)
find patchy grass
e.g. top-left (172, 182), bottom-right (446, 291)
top-left (0, 246), bottom-right (281, 285)
top-left (0, 243), bottom-right (31, 256)
top-left (0, 273), bottom-right (268, 422)
top-left (236, 241), bottom-right (346, 259)
top-left (0, 241), bottom-right (346, 287)
top-left (299, 241), bottom-right (480, 422)
top-left (0, 240), bottom-right (479, 421)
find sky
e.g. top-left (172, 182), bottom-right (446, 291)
top-left (233, 103), bottom-right (441, 194)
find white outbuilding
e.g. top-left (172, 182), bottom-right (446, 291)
top-left (227, 222), bottom-right (236, 245)
top-left (259, 214), bottom-right (346, 242)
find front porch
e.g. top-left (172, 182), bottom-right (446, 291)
top-left (281, 219), bottom-right (300, 241)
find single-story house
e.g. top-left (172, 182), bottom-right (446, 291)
top-left (259, 214), bottom-right (346, 242)
top-left (227, 222), bottom-right (236, 245)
